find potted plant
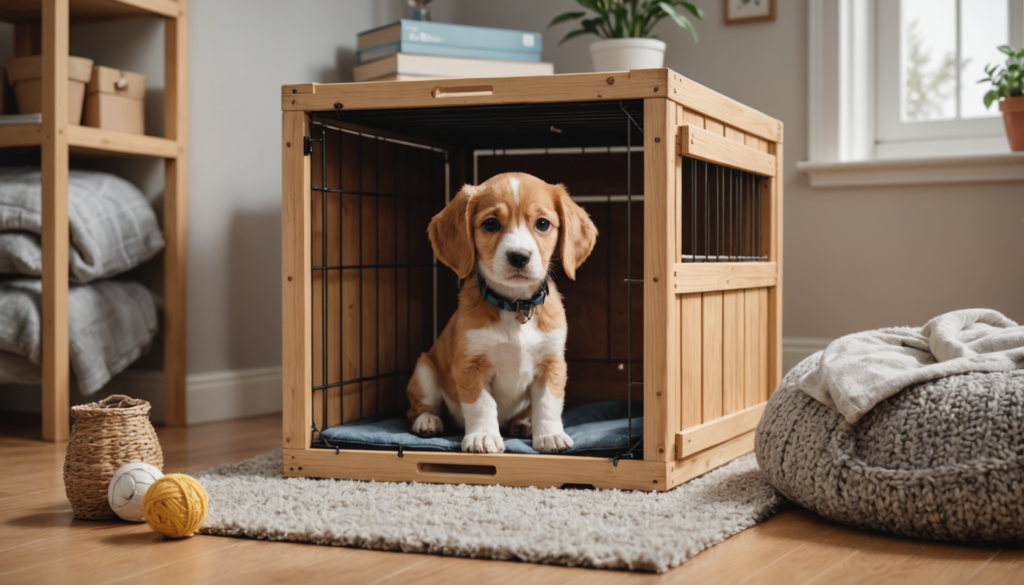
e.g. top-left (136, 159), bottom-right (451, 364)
top-left (549, 0), bottom-right (704, 72)
top-left (980, 45), bottom-right (1024, 151)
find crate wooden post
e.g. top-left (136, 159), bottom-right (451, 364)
top-left (282, 111), bottom-right (313, 452)
top-left (642, 97), bottom-right (679, 462)
top-left (41, 0), bottom-right (70, 442)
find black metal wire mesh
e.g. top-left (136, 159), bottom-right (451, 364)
top-left (681, 159), bottom-right (767, 262)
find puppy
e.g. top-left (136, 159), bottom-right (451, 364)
top-left (406, 172), bottom-right (598, 453)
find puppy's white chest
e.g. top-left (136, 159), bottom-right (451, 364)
top-left (463, 313), bottom-right (565, 418)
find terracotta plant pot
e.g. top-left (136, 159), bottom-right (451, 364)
top-left (998, 95), bottom-right (1024, 152)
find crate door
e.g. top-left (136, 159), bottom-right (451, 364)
top-left (308, 122), bottom-right (447, 432)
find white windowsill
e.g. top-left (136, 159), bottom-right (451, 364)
top-left (797, 152), bottom-right (1024, 188)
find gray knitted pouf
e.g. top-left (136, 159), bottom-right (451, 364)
top-left (755, 355), bottom-right (1024, 542)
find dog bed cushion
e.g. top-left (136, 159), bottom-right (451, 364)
top-left (319, 401), bottom-right (643, 456)
top-left (756, 354), bottom-right (1024, 541)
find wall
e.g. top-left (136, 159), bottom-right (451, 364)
top-left (452, 0), bottom-right (1024, 372)
top-left (1, 1), bottom-right (1021, 420)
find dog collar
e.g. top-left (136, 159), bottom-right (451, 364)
top-left (477, 274), bottom-right (548, 324)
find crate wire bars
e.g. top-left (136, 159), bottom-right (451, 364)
top-left (303, 99), bottom-right (766, 460)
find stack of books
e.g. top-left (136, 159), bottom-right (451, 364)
top-left (354, 20), bottom-right (554, 82)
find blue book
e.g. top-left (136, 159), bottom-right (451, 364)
top-left (357, 20), bottom-right (542, 64)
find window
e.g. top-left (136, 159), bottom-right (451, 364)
top-left (876, 0), bottom-right (1024, 158)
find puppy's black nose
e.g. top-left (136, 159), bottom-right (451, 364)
top-left (507, 251), bottom-right (530, 268)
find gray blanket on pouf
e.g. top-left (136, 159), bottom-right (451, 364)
top-left (756, 343), bottom-right (1024, 541)
top-left (796, 309), bottom-right (1024, 423)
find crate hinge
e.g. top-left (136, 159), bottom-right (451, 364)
top-left (303, 135), bottom-right (313, 156)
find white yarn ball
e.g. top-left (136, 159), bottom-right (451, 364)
top-left (108, 462), bottom-right (164, 522)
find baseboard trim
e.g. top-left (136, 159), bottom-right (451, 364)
top-left (782, 336), bottom-right (832, 374)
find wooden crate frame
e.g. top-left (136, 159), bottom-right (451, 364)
top-left (281, 69), bottom-right (782, 491)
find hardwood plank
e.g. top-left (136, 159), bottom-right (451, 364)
top-left (676, 403), bottom-right (765, 459)
top-left (162, 0), bottom-right (188, 427)
top-left (40, 0), bottom-right (70, 443)
top-left (642, 97), bottom-right (678, 462)
top-left (969, 550), bottom-right (1024, 585)
top-left (722, 290), bottom-right (744, 415)
top-left (284, 69), bottom-right (670, 112)
top-left (672, 262), bottom-right (777, 294)
top-left (736, 523), bottom-right (874, 584)
top-left (809, 537), bottom-right (999, 585)
top-left (679, 293), bottom-right (702, 431)
top-left (701, 291), bottom-right (723, 424)
top-left (282, 111), bottom-right (312, 450)
top-left (678, 124), bottom-right (776, 177)
top-left (743, 289), bottom-right (760, 409)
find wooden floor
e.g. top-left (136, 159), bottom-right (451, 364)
top-left (1, 413), bottom-right (1021, 585)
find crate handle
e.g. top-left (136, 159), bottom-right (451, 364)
top-left (417, 462), bottom-right (497, 476)
top-left (431, 85), bottom-right (494, 99)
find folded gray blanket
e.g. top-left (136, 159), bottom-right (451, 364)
top-left (0, 278), bottom-right (160, 395)
top-left (797, 309), bottom-right (1024, 422)
top-left (0, 167), bottom-right (165, 283)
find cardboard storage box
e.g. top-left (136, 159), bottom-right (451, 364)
top-left (5, 55), bottom-right (94, 124)
top-left (84, 66), bottom-right (146, 134)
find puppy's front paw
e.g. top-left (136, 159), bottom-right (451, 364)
top-left (462, 432), bottom-right (505, 453)
top-left (534, 432), bottom-right (574, 453)
top-left (412, 412), bottom-right (444, 436)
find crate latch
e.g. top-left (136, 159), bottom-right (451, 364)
top-left (303, 136), bottom-right (313, 156)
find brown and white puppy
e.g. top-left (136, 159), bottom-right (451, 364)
top-left (406, 172), bottom-right (598, 453)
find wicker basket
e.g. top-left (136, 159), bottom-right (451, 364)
top-left (63, 395), bottom-right (164, 519)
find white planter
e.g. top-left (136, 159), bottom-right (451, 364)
top-left (589, 38), bottom-right (666, 72)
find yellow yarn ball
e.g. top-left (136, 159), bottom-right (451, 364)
top-left (142, 474), bottom-right (209, 538)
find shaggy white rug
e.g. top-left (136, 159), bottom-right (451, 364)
top-left (192, 450), bottom-right (781, 573)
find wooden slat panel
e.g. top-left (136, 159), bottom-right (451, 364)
top-left (744, 288), bottom-right (760, 408)
top-left (758, 287), bottom-right (769, 402)
top-left (41, 0), bottom-right (70, 442)
top-left (284, 69), bottom-right (669, 112)
top-left (676, 402), bottom-right (765, 458)
top-left (643, 98), bottom-right (679, 461)
top-left (0, 124), bottom-right (43, 147)
top-left (673, 262), bottom-right (777, 294)
top-left (722, 289), bottom-right (744, 415)
top-left (669, 72), bottom-right (781, 142)
top-left (702, 291), bottom-right (724, 423)
top-left (680, 107), bottom-right (705, 128)
top-left (680, 292), bottom-right (702, 430)
top-left (162, 0), bottom-right (188, 427)
top-left (705, 117), bottom-right (725, 136)
top-left (678, 124), bottom-right (776, 177)
top-left (282, 110), bottom-right (312, 450)
top-left (725, 125), bottom-right (745, 144)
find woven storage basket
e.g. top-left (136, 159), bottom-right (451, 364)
top-left (64, 395), bottom-right (164, 519)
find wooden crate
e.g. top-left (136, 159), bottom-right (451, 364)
top-left (282, 69), bottom-right (783, 491)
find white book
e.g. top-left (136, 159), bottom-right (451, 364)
top-left (353, 53), bottom-right (553, 83)
top-left (0, 113), bottom-right (43, 126)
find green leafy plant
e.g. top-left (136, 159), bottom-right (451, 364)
top-left (979, 45), bottom-right (1024, 109)
top-left (549, 0), bottom-right (705, 46)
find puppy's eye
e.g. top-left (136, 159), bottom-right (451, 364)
top-left (535, 218), bottom-right (551, 233)
top-left (482, 218), bottom-right (501, 233)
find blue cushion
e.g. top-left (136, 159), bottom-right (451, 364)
top-left (318, 401), bottom-right (643, 456)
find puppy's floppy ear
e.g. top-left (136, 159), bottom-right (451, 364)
top-left (553, 184), bottom-right (598, 280)
top-left (428, 185), bottom-right (478, 279)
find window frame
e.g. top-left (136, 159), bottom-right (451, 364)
top-left (874, 0), bottom-right (1023, 159)
top-left (807, 0), bottom-right (1024, 164)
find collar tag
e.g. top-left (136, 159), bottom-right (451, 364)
top-left (515, 304), bottom-right (535, 324)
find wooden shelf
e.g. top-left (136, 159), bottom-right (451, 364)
top-left (0, 124), bottom-right (179, 158)
top-left (0, 0), bottom-right (178, 25)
